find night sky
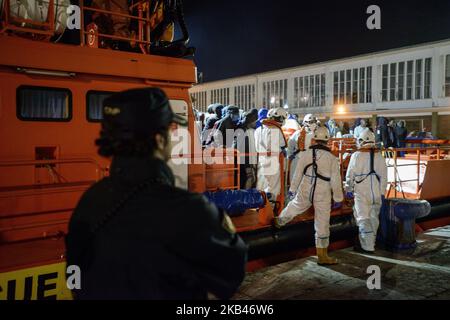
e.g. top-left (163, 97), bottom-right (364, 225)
top-left (181, 0), bottom-right (450, 82)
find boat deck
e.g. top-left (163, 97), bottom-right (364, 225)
top-left (234, 224), bottom-right (450, 300)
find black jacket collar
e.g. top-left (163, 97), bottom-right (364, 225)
top-left (109, 156), bottom-right (175, 186)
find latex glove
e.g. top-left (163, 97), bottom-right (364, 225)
top-left (345, 192), bottom-right (354, 199)
top-left (289, 154), bottom-right (296, 161)
top-left (266, 192), bottom-right (273, 201)
top-left (332, 202), bottom-right (343, 210)
top-left (288, 191), bottom-right (296, 200)
top-left (281, 148), bottom-right (287, 158)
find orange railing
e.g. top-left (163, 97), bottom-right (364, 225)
top-left (0, 0), bottom-right (56, 37)
top-left (384, 146), bottom-right (450, 199)
top-left (0, 158), bottom-right (106, 193)
top-left (1, 0), bottom-right (159, 54)
top-left (80, 0), bottom-right (153, 53)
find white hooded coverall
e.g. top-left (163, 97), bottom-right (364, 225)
top-left (255, 123), bottom-right (286, 199)
top-left (288, 129), bottom-right (314, 184)
top-left (278, 146), bottom-right (344, 248)
top-left (345, 148), bottom-right (388, 251)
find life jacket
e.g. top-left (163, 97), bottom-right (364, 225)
top-left (261, 119), bottom-right (288, 146)
top-left (302, 144), bottom-right (332, 203)
top-left (297, 127), bottom-right (307, 152)
top-left (282, 119), bottom-right (300, 139)
top-left (289, 127), bottom-right (308, 160)
top-left (355, 148), bottom-right (381, 184)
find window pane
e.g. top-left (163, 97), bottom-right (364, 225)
top-left (284, 79), bottom-right (288, 105)
top-left (333, 71), bottom-right (339, 105)
top-left (305, 76), bottom-right (310, 106)
top-left (253, 85), bottom-right (256, 108)
top-left (359, 68), bottom-right (365, 103)
top-left (352, 69), bottom-right (358, 104)
top-left (17, 86), bottom-right (71, 121)
top-left (315, 74), bottom-right (320, 107)
top-left (320, 74), bottom-right (326, 106)
top-left (424, 58), bottom-right (431, 99)
top-left (415, 59), bottom-right (423, 99)
top-left (382, 64), bottom-right (388, 102)
top-left (275, 81), bottom-right (279, 105)
top-left (339, 70), bottom-right (345, 104)
top-left (366, 66), bottom-right (372, 103)
top-left (345, 70), bottom-right (351, 104)
top-left (398, 62), bottom-right (405, 101)
top-left (446, 55), bottom-right (450, 97)
top-left (87, 91), bottom-right (113, 121)
top-left (407, 61), bottom-right (413, 100)
top-left (390, 63), bottom-right (397, 101)
top-left (300, 77), bottom-right (305, 107)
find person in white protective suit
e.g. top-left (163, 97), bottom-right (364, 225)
top-left (353, 118), bottom-right (370, 139)
top-left (345, 130), bottom-right (387, 253)
top-left (287, 114), bottom-right (317, 185)
top-left (275, 126), bottom-right (344, 265)
top-left (255, 107), bottom-right (288, 205)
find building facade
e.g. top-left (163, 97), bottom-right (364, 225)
top-left (189, 39), bottom-right (450, 138)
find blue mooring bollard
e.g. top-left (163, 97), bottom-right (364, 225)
top-left (377, 198), bottom-right (431, 251)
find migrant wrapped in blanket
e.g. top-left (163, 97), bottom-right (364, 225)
top-left (203, 189), bottom-right (265, 217)
top-left (377, 198), bottom-right (431, 251)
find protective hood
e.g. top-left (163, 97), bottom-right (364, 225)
top-left (258, 108), bottom-right (268, 119)
top-left (242, 108), bottom-right (259, 126)
top-left (214, 104), bottom-right (224, 118)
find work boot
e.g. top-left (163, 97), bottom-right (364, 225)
top-left (353, 243), bottom-right (375, 254)
top-left (316, 247), bottom-right (338, 265)
top-left (353, 236), bottom-right (375, 254)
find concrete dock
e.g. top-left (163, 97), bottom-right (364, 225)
top-left (235, 225), bottom-right (450, 300)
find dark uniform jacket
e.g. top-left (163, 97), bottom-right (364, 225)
top-left (66, 157), bottom-right (248, 300)
top-left (215, 115), bottom-right (237, 148)
top-left (395, 125), bottom-right (408, 148)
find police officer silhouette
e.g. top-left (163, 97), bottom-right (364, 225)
top-left (66, 87), bottom-right (247, 300)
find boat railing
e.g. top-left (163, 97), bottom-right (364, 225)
top-left (0, 158), bottom-right (106, 195)
top-left (80, 0), bottom-right (153, 53)
top-left (0, 0), bottom-right (56, 37)
top-left (0, 0), bottom-right (170, 54)
top-left (384, 146), bottom-right (450, 199)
